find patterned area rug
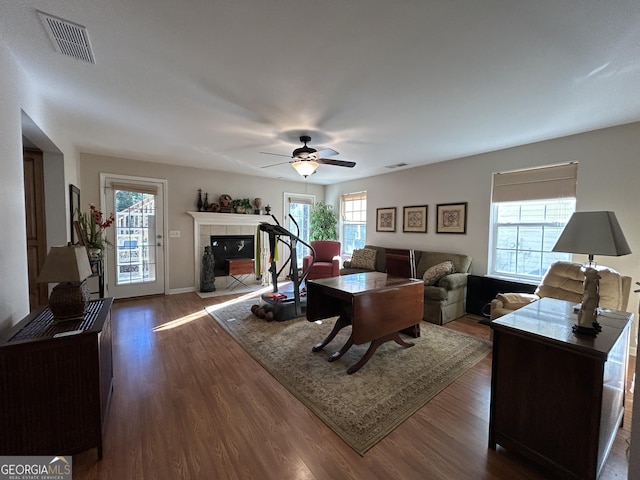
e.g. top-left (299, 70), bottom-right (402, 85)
top-left (206, 300), bottom-right (492, 455)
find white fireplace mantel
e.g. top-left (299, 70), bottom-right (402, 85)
top-left (188, 211), bottom-right (273, 290)
top-left (188, 211), bottom-right (268, 227)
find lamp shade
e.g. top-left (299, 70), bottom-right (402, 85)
top-left (552, 211), bottom-right (631, 257)
top-left (292, 160), bottom-right (319, 178)
top-left (37, 245), bottom-right (93, 283)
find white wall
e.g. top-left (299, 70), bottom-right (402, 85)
top-left (0, 43), bottom-right (81, 332)
top-left (326, 122), bottom-right (640, 349)
top-left (0, 44), bottom-right (31, 330)
top-left (79, 153), bottom-right (325, 291)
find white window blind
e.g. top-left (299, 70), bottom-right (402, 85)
top-left (111, 182), bottom-right (159, 195)
top-left (492, 163), bottom-right (577, 203)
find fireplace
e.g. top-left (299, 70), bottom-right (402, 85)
top-left (188, 211), bottom-right (271, 292)
top-left (210, 235), bottom-right (255, 277)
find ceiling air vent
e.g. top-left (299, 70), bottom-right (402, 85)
top-left (385, 162), bottom-right (409, 169)
top-left (38, 11), bottom-right (95, 64)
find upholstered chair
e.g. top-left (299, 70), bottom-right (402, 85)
top-left (489, 261), bottom-right (631, 321)
top-left (303, 241), bottom-right (341, 280)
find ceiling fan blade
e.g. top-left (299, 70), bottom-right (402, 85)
top-left (314, 147), bottom-right (339, 158)
top-left (317, 158), bottom-right (356, 168)
top-left (259, 151), bottom-right (292, 158)
top-left (260, 160), bottom-right (293, 169)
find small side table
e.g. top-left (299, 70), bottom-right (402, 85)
top-left (225, 259), bottom-right (254, 290)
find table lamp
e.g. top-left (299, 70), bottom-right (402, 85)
top-left (552, 211), bottom-right (632, 335)
top-left (37, 244), bottom-right (94, 321)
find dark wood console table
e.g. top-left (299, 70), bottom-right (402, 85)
top-left (489, 297), bottom-right (632, 479)
top-left (0, 298), bottom-right (114, 458)
top-left (307, 272), bottom-right (424, 374)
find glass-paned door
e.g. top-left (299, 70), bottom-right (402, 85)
top-left (103, 175), bottom-right (166, 298)
top-left (284, 193), bottom-right (314, 268)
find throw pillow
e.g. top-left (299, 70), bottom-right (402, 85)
top-left (350, 248), bottom-right (377, 270)
top-left (423, 260), bottom-right (455, 286)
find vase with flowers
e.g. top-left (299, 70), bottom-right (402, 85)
top-left (76, 204), bottom-right (115, 258)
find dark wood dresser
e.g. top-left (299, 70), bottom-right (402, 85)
top-left (0, 298), bottom-right (114, 458)
top-left (489, 297), bottom-right (632, 479)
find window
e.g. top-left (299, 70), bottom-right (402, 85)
top-left (341, 191), bottom-right (367, 256)
top-left (489, 164), bottom-right (577, 282)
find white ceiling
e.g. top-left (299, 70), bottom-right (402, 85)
top-left (3, 1), bottom-right (640, 184)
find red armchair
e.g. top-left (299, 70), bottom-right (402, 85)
top-left (303, 240), bottom-right (341, 280)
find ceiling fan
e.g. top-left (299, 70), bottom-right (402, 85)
top-left (260, 135), bottom-right (356, 177)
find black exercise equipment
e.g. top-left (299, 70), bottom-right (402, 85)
top-left (253, 214), bottom-right (315, 321)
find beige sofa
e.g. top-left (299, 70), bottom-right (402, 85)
top-left (340, 244), bottom-right (472, 325)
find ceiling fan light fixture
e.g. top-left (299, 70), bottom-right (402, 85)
top-left (292, 160), bottom-right (319, 177)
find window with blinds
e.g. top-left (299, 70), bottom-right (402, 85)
top-left (341, 191), bottom-right (367, 255)
top-left (489, 163), bottom-right (577, 282)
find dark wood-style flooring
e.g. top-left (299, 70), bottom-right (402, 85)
top-left (72, 292), bottom-right (634, 479)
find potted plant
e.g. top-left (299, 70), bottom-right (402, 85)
top-left (231, 198), bottom-right (252, 214)
top-left (75, 204), bottom-right (115, 257)
top-left (310, 202), bottom-right (338, 240)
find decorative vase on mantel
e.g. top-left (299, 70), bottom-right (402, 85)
top-left (254, 198), bottom-right (263, 215)
top-left (197, 189), bottom-right (203, 212)
top-left (88, 247), bottom-right (103, 260)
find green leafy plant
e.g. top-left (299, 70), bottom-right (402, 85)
top-left (231, 198), bottom-right (252, 213)
top-left (310, 202), bottom-right (338, 241)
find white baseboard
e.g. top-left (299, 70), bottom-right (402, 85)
top-left (168, 287), bottom-right (195, 295)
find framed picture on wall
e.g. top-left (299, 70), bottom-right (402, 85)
top-left (436, 202), bottom-right (468, 234)
top-left (69, 184), bottom-right (81, 244)
top-left (403, 205), bottom-right (428, 233)
top-left (376, 207), bottom-right (396, 232)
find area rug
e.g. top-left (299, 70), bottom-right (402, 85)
top-left (206, 300), bottom-right (492, 455)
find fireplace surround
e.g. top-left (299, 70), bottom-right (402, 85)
top-left (188, 211), bottom-right (272, 291)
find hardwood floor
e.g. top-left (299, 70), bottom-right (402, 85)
top-left (72, 292), bottom-right (634, 479)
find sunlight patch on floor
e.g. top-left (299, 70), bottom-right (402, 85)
top-left (154, 286), bottom-right (276, 332)
top-left (152, 310), bottom-right (207, 332)
top-left (204, 285), bottom-right (273, 313)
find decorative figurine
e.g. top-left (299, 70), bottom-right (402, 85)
top-left (219, 194), bottom-right (233, 213)
top-left (575, 267), bottom-right (601, 334)
top-left (200, 246), bottom-right (216, 292)
top-left (264, 203), bottom-right (271, 215)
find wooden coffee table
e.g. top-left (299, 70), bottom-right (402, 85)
top-left (306, 272), bottom-right (424, 374)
